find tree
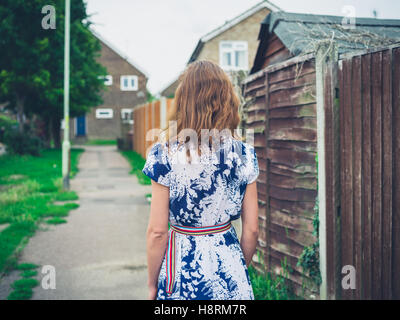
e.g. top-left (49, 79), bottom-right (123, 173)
top-left (0, 0), bottom-right (107, 147)
top-left (0, 1), bottom-right (52, 133)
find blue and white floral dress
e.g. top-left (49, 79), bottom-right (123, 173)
top-left (142, 137), bottom-right (259, 300)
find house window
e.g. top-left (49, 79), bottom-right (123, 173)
top-left (104, 75), bottom-right (113, 86)
top-left (219, 41), bottom-right (248, 71)
top-left (98, 75), bottom-right (113, 86)
top-left (121, 108), bottom-right (133, 124)
top-left (120, 75), bottom-right (138, 91)
top-left (96, 108), bottom-right (113, 119)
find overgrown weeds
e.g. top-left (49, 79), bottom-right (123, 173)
top-left (248, 252), bottom-right (297, 300)
top-left (7, 263), bottom-right (40, 300)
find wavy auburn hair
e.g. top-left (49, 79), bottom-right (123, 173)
top-left (163, 60), bottom-right (241, 146)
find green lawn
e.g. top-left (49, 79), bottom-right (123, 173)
top-left (0, 148), bottom-right (83, 273)
top-left (120, 150), bottom-right (151, 185)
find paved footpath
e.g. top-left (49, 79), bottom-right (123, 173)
top-left (0, 145), bottom-right (152, 300)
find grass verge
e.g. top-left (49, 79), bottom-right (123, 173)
top-left (7, 263), bottom-right (39, 300)
top-left (85, 139), bottom-right (116, 145)
top-left (46, 217), bottom-right (67, 225)
top-left (54, 191), bottom-right (79, 201)
top-left (0, 148), bottom-right (83, 274)
top-left (120, 150), bottom-right (151, 185)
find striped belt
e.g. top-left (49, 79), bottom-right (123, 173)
top-left (165, 221), bottom-right (232, 295)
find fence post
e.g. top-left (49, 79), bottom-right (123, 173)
top-left (315, 41), bottom-right (339, 300)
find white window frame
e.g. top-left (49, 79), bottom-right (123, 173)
top-left (96, 108), bottom-right (113, 119)
top-left (104, 75), bottom-right (113, 86)
top-left (219, 41), bottom-right (249, 71)
top-left (98, 75), bottom-right (113, 86)
top-left (120, 75), bottom-right (138, 91)
top-left (121, 108), bottom-right (133, 124)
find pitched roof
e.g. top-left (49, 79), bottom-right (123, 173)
top-left (90, 29), bottom-right (149, 78)
top-left (188, 0), bottom-right (281, 63)
top-left (251, 11), bottom-right (400, 73)
top-left (160, 78), bottom-right (180, 97)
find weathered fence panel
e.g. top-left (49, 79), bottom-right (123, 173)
top-left (243, 54), bottom-right (319, 297)
top-left (335, 46), bottom-right (400, 299)
top-left (393, 47), bottom-right (400, 300)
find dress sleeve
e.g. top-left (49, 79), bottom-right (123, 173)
top-left (142, 142), bottom-right (171, 187)
top-left (243, 144), bottom-right (259, 184)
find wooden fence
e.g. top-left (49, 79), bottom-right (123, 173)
top-left (132, 98), bottom-right (174, 157)
top-left (323, 45), bottom-right (400, 299)
top-left (243, 43), bottom-right (400, 299)
top-left (243, 54), bottom-right (319, 297)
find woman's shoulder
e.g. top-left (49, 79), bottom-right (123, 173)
top-left (230, 139), bottom-right (259, 184)
top-left (146, 141), bottom-right (172, 165)
top-left (150, 138), bottom-right (256, 160)
top-left (229, 138), bottom-right (256, 156)
top-left (149, 140), bottom-right (175, 153)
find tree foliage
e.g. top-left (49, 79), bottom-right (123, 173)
top-left (0, 0), bottom-right (107, 147)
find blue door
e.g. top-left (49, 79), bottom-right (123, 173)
top-left (76, 115), bottom-right (86, 136)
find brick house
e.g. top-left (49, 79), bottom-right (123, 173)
top-left (68, 31), bottom-right (148, 143)
top-left (160, 0), bottom-right (281, 97)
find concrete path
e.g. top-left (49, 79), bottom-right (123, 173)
top-left (0, 145), bottom-right (152, 300)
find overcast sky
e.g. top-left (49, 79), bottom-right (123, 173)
top-left (85, 0), bottom-right (400, 94)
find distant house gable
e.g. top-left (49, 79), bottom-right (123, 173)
top-left (160, 78), bottom-right (180, 98)
top-left (67, 30), bottom-right (149, 142)
top-left (91, 29), bottom-right (149, 79)
top-left (160, 0), bottom-right (281, 96)
top-left (188, 0), bottom-right (281, 63)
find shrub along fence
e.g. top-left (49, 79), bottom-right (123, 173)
top-left (242, 43), bottom-right (400, 299)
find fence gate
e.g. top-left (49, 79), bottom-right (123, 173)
top-left (244, 43), bottom-right (400, 300)
top-left (334, 46), bottom-right (400, 299)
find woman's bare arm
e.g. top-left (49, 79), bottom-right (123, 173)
top-left (240, 181), bottom-right (259, 267)
top-left (146, 180), bottom-right (169, 299)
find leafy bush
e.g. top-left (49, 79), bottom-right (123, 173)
top-left (297, 155), bottom-right (321, 288)
top-left (3, 130), bottom-right (44, 156)
top-left (0, 114), bottom-right (17, 142)
top-left (297, 241), bottom-right (321, 287)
